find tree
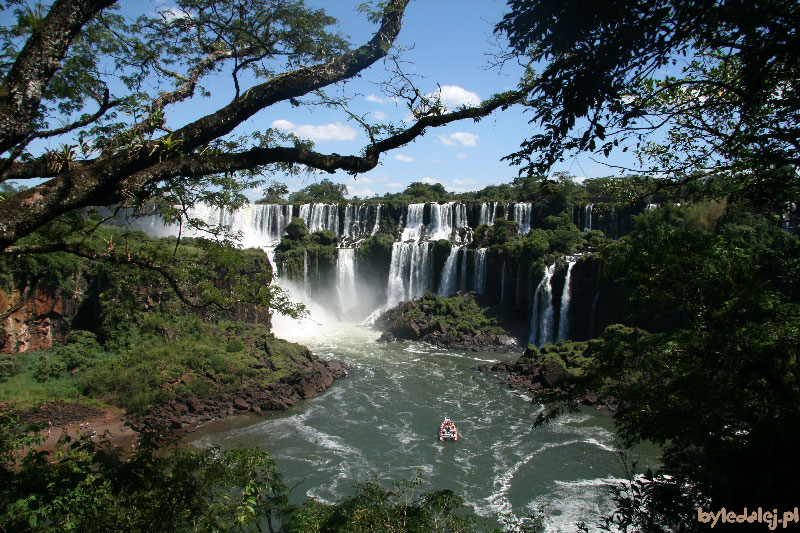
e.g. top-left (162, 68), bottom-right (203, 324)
top-left (288, 178), bottom-right (347, 204)
top-left (534, 206), bottom-right (800, 528)
top-left (0, 0), bottom-right (527, 252)
top-left (0, 0), bottom-right (528, 319)
top-left (402, 181), bottom-right (450, 202)
top-left (496, 0), bottom-right (800, 205)
top-left (255, 183), bottom-right (289, 204)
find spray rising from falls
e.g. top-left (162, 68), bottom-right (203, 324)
top-left (127, 201), bottom-right (609, 343)
top-left (336, 248), bottom-right (358, 315)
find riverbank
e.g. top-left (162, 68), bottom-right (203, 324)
top-left (10, 350), bottom-right (349, 453)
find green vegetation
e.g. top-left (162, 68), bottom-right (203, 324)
top-left (1, 417), bottom-right (290, 532)
top-left (1, 416), bottom-right (532, 532)
top-left (274, 218), bottom-right (337, 291)
top-left (534, 204), bottom-right (800, 529)
top-left (383, 292), bottom-right (510, 339)
top-left (288, 179), bottom-right (348, 204)
top-left (0, 313), bottom-right (306, 415)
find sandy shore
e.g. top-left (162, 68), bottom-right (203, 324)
top-left (35, 409), bottom-right (139, 453)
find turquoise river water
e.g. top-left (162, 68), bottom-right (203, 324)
top-left (187, 317), bottom-right (659, 531)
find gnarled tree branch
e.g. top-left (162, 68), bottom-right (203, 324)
top-left (0, 0), bottom-right (116, 154)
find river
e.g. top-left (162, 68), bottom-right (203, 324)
top-left (187, 311), bottom-right (659, 531)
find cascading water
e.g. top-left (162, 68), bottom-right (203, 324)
top-left (428, 202), bottom-right (453, 241)
top-left (529, 263), bottom-right (555, 346)
top-left (584, 204), bottom-right (593, 232)
top-left (478, 201), bottom-right (499, 226)
top-left (438, 246), bottom-right (459, 297)
top-left (402, 203), bottom-right (425, 240)
top-left (127, 201), bottom-right (619, 330)
top-left (473, 248), bottom-right (488, 294)
top-left (386, 241), bottom-right (431, 306)
top-left (557, 259), bottom-right (576, 341)
top-left (370, 204), bottom-right (381, 236)
top-left (513, 203), bottom-right (532, 234)
top-left (336, 248), bottom-right (358, 315)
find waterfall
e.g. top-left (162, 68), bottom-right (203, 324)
top-left (513, 203), bottom-right (532, 234)
top-left (386, 241), bottom-right (431, 306)
top-left (428, 202), bottom-right (454, 241)
top-left (253, 203), bottom-right (292, 244)
top-left (473, 248), bottom-right (488, 294)
top-left (438, 246), bottom-right (459, 297)
top-left (453, 203), bottom-right (468, 241)
top-left (479, 201), bottom-right (498, 226)
top-left (584, 204), bottom-right (593, 232)
top-left (557, 260), bottom-right (576, 341)
top-left (341, 203), bottom-right (376, 241)
top-left (529, 263), bottom-right (555, 346)
top-left (336, 248), bottom-right (358, 314)
top-left (299, 203), bottom-right (339, 234)
top-left (402, 203), bottom-right (425, 240)
top-left (370, 204), bottom-right (381, 236)
top-left (342, 204), bottom-right (353, 240)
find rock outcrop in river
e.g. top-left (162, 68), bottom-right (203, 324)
top-left (375, 292), bottom-right (522, 352)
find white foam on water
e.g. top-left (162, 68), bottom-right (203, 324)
top-left (530, 477), bottom-right (629, 532)
top-left (480, 440), bottom-right (582, 517)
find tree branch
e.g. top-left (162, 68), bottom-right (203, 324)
top-left (171, 0), bottom-right (411, 151)
top-left (0, 277), bottom-right (38, 323)
top-left (116, 89), bottom-right (529, 187)
top-left (0, 0), bottom-right (117, 154)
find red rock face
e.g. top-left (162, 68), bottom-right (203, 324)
top-left (0, 286), bottom-right (66, 353)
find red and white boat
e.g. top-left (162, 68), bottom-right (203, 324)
top-left (439, 417), bottom-right (459, 441)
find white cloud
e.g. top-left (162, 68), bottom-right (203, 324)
top-left (395, 154), bottom-right (415, 163)
top-left (450, 132), bottom-right (478, 147)
top-left (453, 178), bottom-right (476, 186)
top-left (372, 110), bottom-right (388, 121)
top-left (358, 176), bottom-right (373, 184)
top-left (422, 176), bottom-right (438, 184)
top-left (270, 119), bottom-right (357, 142)
top-left (347, 184), bottom-right (374, 198)
top-left (428, 85), bottom-right (481, 111)
top-left (388, 182), bottom-right (403, 189)
top-left (366, 94), bottom-right (393, 104)
top-left (437, 132), bottom-right (479, 148)
top-left (456, 152), bottom-right (468, 159)
top-left (159, 6), bottom-right (190, 21)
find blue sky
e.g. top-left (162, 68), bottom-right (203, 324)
top-left (3, 1), bottom-right (640, 200)
top-left (247, 0), bottom-right (636, 200)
